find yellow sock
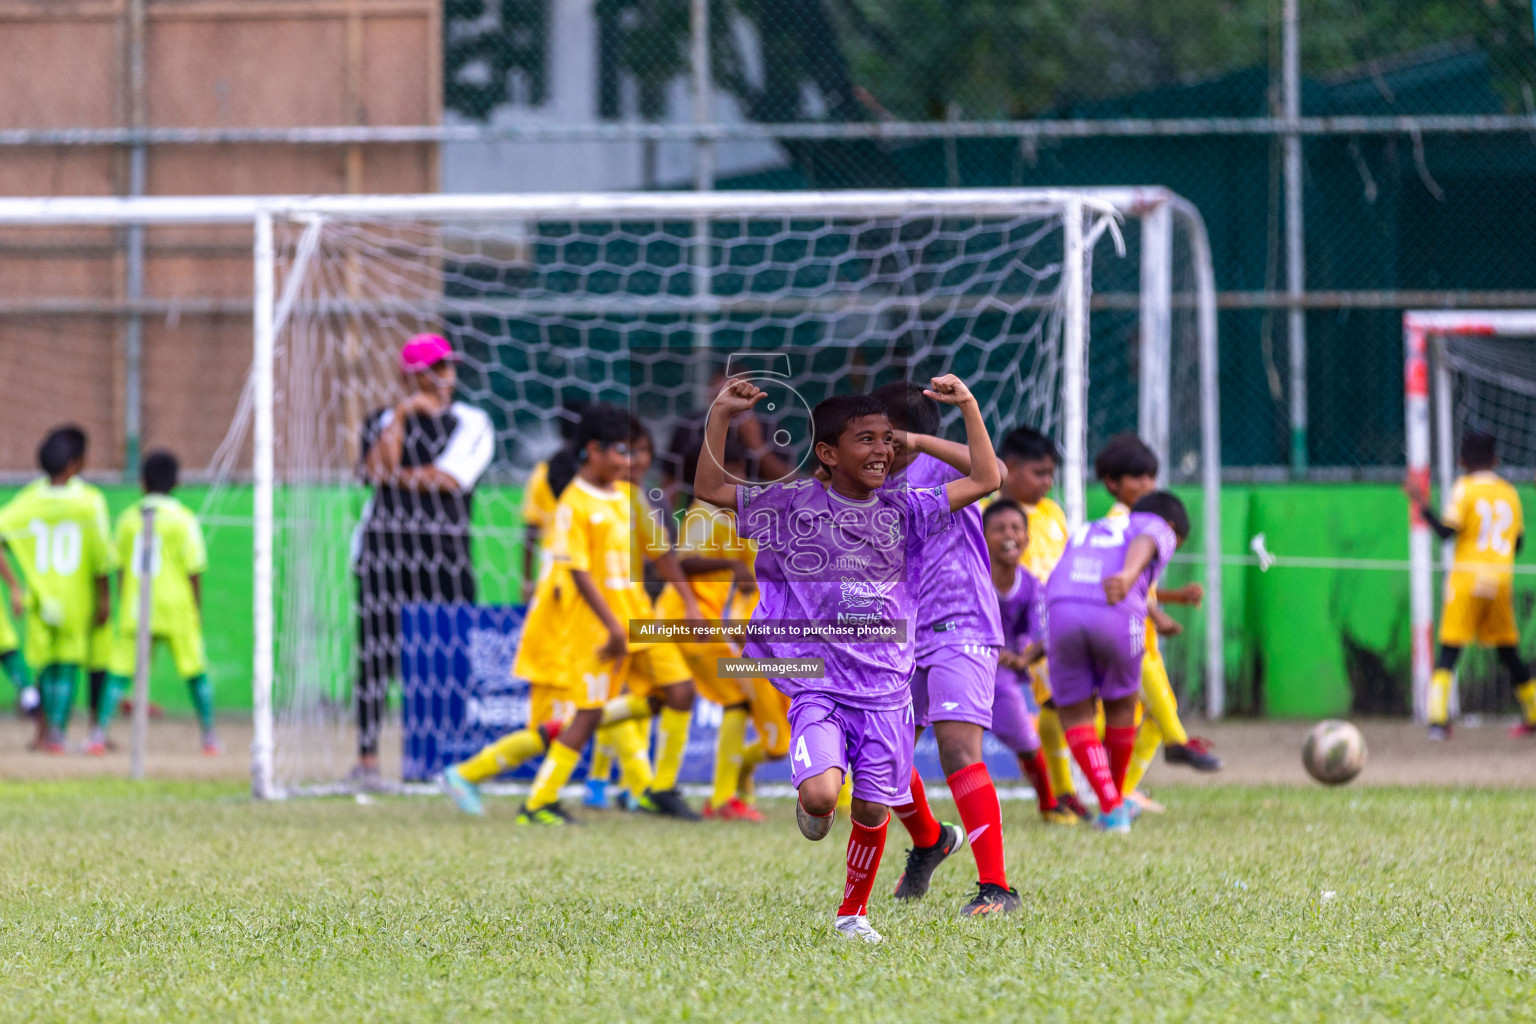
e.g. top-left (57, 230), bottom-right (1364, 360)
top-left (739, 740), bottom-right (766, 803)
top-left (588, 743), bottom-right (614, 786)
top-left (527, 740), bottom-right (581, 809)
top-left (836, 772), bottom-right (853, 813)
top-left (1429, 668), bottom-right (1453, 725)
top-left (1038, 706), bottom-right (1076, 797)
top-left (1516, 681), bottom-right (1536, 725)
top-left (456, 727), bottom-right (546, 784)
top-left (652, 706), bottom-right (692, 791)
top-left (602, 718), bottom-right (654, 796)
top-left (712, 707), bottom-right (747, 809)
top-left (1122, 719), bottom-right (1163, 795)
top-left (602, 693), bottom-right (651, 726)
top-left (1141, 658), bottom-right (1188, 746)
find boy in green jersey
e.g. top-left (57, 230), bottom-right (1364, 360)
top-left (0, 426), bottom-right (115, 753)
top-left (0, 572), bottom-right (36, 718)
top-left (90, 451), bottom-right (218, 755)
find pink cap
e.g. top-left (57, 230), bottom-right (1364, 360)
top-left (398, 333), bottom-right (457, 373)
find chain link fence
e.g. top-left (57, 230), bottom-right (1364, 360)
top-left (5, 0), bottom-right (1536, 477)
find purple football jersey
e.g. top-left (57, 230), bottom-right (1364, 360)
top-left (890, 454), bottom-right (1003, 657)
top-left (994, 568), bottom-right (1044, 690)
top-left (1044, 511), bottom-right (1177, 621)
top-left (736, 478), bottom-right (954, 709)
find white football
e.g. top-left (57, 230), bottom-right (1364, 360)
top-left (1302, 719), bottom-right (1366, 785)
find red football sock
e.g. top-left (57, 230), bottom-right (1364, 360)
top-left (1018, 748), bottom-right (1057, 812)
top-left (1065, 723), bottom-right (1121, 813)
top-left (838, 814), bottom-right (889, 917)
top-left (1106, 725), bottom-right (1137, 793)
top-left (891, 768), bottom-right (942, 848)
top-left (948, 762), bottom-right (1007, 889)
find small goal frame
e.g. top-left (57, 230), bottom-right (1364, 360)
top-left (1404, 310), bottom-right (1536, 721)
top-left (0, 187), bottom-right (1223, 796)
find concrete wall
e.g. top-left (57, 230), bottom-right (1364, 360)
top-left (0, 0), bottom-right (440, 476)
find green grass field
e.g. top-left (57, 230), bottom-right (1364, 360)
top-left (2, 782), bottom-right (1534, 1023)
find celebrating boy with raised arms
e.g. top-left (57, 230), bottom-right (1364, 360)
top-left (694, 374), bottom-right (1000, 944)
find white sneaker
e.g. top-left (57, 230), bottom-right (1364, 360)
top-left (834, 914), bottom-right (883, 944)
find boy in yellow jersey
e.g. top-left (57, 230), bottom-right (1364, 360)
top-left (611, 425), bottom-right (706, 819)
top-left (997, 425), bottom-right (1090, 821)
top-left (90, 451), bottom-right (220, 755)
top-left (1406, 429), bottom-right (1535, 739)
top-left (520, 406), bottom-right (583, 604)
top-left (0, 426), bottom-right (115, 753)
top-left (520, 459), bottom-right (559, 605)
top-left (438, 405), bottom-right (703, 822)
top-left (1093, 434), bottom-right (1220, 809)
top-left (657, 439), bottom-right (791, 821)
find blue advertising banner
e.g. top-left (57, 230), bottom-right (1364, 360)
top-left (400, 602), bottom-right (1024, 786)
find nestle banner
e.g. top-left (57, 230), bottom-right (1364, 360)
top-left (400, 603), bottom-right (1022, 785)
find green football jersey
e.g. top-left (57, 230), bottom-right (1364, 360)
top-left (114, 494), bottom-right (207, 634)
top-left (0, 478), bottom-right (116, 630)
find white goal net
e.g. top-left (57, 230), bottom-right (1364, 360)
top-left (0, 188), bottom-right (1220, 797)
top-left (1406, 312), bottom-right (1536, 721)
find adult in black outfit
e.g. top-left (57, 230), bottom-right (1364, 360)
top-left (353, 334), bottom-right (493, 786)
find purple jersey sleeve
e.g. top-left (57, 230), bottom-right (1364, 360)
top-left (1132, 511), bottom-right (1178, 582)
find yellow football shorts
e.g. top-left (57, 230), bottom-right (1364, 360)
top-left (527, 681), bottom-right (574, 727)
top-left (0, 606), bottom-right (17, 652)
top-left (623, 640), bottom-right (692, 699)
top-left (108, 623), bottom-right (207, 679)
top-left (1440, 573), bottom-right (1519, 648)
top-left (24, 612), bottom-right (92, 669)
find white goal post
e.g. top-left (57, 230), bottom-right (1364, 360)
top-left (0, 187), bottom-right (1222, 798)
top-left (1405, 310), bottom-right (1536, 722)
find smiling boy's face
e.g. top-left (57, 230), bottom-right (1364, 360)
top-left (984, 507), bottom-right (1028, 566)
top-left (816, 413), bottom-right (894, 494)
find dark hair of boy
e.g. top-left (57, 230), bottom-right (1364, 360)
top-left (1460, 430), bottom-right (1496, 471)
top-left (983, 497), bottom-right (1029, 529)
top-left (871, 380), bottom-right (941, 437)
top-left (142, 450), bottom-right (179, 494)
top-left (38, 425), bottom-right (87, 478)
top-left (811, 393), bottom-right (890, 472)
top-left (1093, 432), bottom-right (1159, 482)
top-left (574, 403), bottom-right (634, 458)
top-left (998, 426), bottom-right (1060, 466)
top-left (629, 415), bottom-right (653, 450)
top-left (1132, 490), bottom-right (1191, 541)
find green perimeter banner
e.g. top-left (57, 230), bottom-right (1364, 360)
top-left (1, 481), bottom-right (1528, 719)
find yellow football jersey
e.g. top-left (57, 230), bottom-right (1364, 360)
top-left (1444, 471), bottom-right (1523, 577)
top-left (655, 500), bottom-right (758, 621)
top-left (521, 461), bottom-right (559, 532)
top-left (1021, 496), bottom-right (1069, 583)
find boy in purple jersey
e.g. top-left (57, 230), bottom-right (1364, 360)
top-left (982, 498), bottom-right (1071, 824)
top-left (1045, 491), bottom-right (1191, 833)
top-left (694, 374), bottom-right (1000, 945)
top-left (869, 381), bottom-right (1021, 918)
